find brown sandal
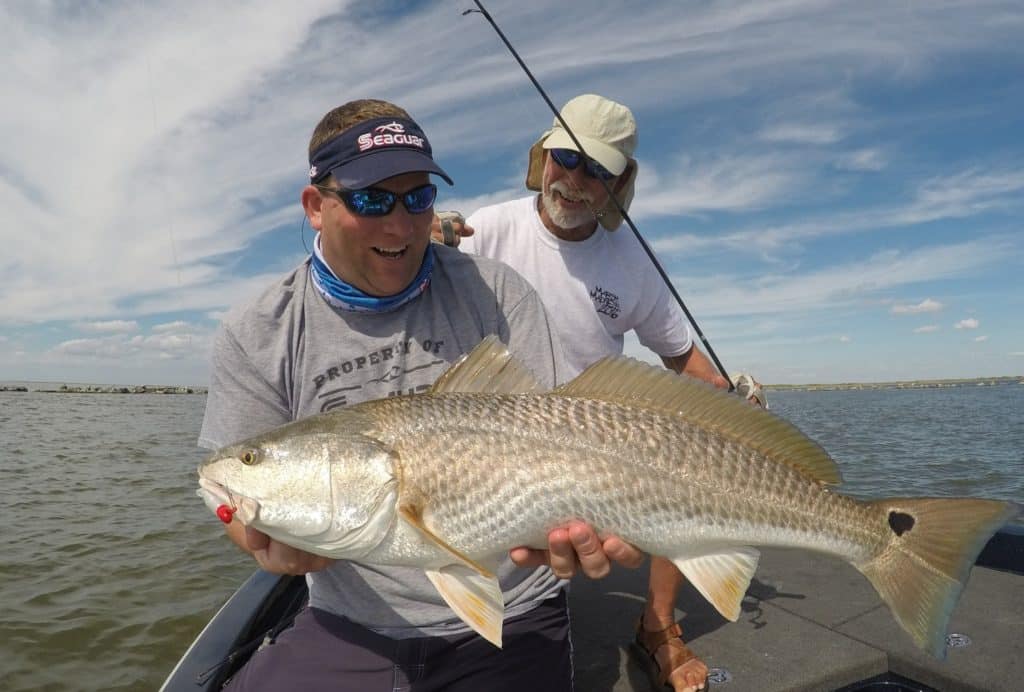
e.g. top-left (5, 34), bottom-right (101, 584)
top-left (630, 615), bottom-right (709, 691)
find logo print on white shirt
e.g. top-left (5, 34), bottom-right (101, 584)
top-left (590, 285), bottom-right (621, 319)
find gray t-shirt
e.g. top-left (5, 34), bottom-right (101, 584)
top-left (199, 246), bottom-right (568, 637)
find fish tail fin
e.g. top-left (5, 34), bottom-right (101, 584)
top-left (858, 497), bottom-right (1019, 658)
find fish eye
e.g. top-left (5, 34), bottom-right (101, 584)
top-left (240, 449), bottom-right (259, 466)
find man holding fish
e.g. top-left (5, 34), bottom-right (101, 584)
top-left (199, 98), bottom-right (640, 691)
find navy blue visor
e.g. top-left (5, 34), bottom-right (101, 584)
top-left (308, 116), bottom-right (453, 189)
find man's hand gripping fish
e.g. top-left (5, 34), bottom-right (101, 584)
top-left (198, 336), bottom-right (1019, 657)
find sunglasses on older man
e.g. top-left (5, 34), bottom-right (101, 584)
top-left (549, 148), bottom-right (617, 181)
top-left (315, 183), bottom-right (438, 217)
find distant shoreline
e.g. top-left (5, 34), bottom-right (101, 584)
top-left (766, 375), bottom-right (1023, 392)
top-left (0, 384), bottom-right (206, 394)
top-left (2, 375), bottom-right (1022, 394)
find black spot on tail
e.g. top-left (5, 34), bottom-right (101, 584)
top-left (888, 511), bottom-right (915, 536)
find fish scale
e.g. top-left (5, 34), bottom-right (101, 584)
top-left (357, 393), bottom-right (878, 566)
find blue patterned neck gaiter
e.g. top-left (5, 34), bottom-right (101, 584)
top-left (309, 235), bottom-right (433, 313)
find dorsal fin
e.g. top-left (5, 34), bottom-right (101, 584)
top-left (430, 335), bottom-right (545, 394)
top-left (555, 356), bottom-right (841, 485)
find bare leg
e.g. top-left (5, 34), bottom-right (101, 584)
top-left (641, 556), bottom-right (708, 692)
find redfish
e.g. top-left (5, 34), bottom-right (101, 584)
top-left (198, 336), bottom-right (1018, 655)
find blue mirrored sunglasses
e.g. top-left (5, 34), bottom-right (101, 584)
top-left (316, 183), bottom-right (438, 216)
top-left (549, 148), bottom-right (617, 181)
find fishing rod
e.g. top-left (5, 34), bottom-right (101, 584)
top-left (463, 1), bottom-right (735, 392)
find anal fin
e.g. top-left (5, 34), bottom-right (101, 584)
top-left (670, 547), bottom-right (760, 621)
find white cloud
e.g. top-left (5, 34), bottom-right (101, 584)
top-left (835, 148), bottom-right (886, 172)
top-left (0, 1), bottom-right (342, 327)
top-left (891, 298), bottom-right (943, 315)
top-left (671, 240), bottom-right (1011, 318)
top-left (75, 320), bottom-right (139, 333)
top-left (636, 153), bottom-right (805, 218)
top-left (759, 123), bottom-right (842, 145)
top-left (51, 329), bottom-right (210, 362)
top-left (53, 337), bottom-right (128, 359)
top-left (839, 335), bottom-right (851, 343)
top-left (152, 320), bottom-right (193, 333)
top-left (914, 325), bottom-right (939, 333)
top-left (955, 318), bottom-right (980, 329)
top-left (974, 335), bottom-right (988, 342)
top-left (651, 170), bottom-right (1024, 261)
top-left (896, 169), bottom-right (1024, 225)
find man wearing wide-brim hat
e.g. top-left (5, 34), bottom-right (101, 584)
top-left (438, 93), bottom-right (731, 692)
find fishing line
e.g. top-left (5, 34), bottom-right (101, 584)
top-left (300, 213), bottom-right (312, 255)
top-left (147, 56), bottom-right (184, 294)
top-left (463, 1), bottom-right (734, 390)
top-left (146, 55), bottom-right (192, 352)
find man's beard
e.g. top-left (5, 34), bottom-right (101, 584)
top-left (541, 181), bottom-right (598, 230)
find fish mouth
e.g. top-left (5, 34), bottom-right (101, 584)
top-left (197, 476), bottom-right (259, 525)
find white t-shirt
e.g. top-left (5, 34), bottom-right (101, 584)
top-left (464, 196), bottom-right (693, 378)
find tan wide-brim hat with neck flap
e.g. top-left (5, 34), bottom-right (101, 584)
top-left (525, 94), bottom-right (638, 231)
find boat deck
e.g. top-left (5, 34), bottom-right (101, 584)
top-left (162, 529), bottom-right (1024, 691)
top-left (571, 547), bottom-right (1023, 691)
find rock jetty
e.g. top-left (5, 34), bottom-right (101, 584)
top-left (32, 384), bottom-right (206, 394)
top-left (767, 375), bottom-right (1022, 392)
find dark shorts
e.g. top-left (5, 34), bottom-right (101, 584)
top-left (223, 592), bottom-right (574, 692)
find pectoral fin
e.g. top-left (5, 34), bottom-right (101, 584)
top-left (670, 547), bottom-right (760, 621)
top-left (399, 505), bottom-right (506, 647)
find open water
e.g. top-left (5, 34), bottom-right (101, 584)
top-left (1, 383), bottom-right (1022, 691)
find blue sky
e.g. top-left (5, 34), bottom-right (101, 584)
top-left (1, 0), bottom-right (1022, 386)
